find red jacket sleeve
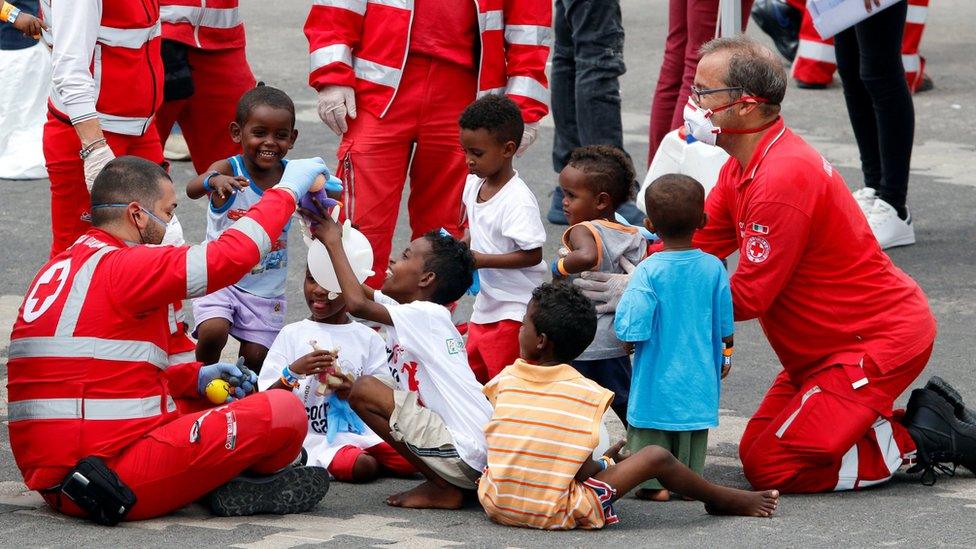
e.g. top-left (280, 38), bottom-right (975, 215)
top-left (728, 200), bottom-right (812, 321)
top-left (163, 362), bottom-right (203, 399)
top-left (502, 0), bottom-right (552, 123)
top-left (693, 166), bottom-right (740, 260)
top-left (107, 188), bottom-right (297, 316)
top-left (305, 0), bottom-right (366, 90)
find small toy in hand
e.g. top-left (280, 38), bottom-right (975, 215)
top-left (309, 340), bottom-right (353, 396)
top-left (205, 378), bottom-right (232, 404)
top-left (206, 358), bottom-right (258, 403)
top-left (298, 173), bottom-right (344, 225)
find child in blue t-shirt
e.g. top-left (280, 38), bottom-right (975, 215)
top-left (614, 173), bottom-right (734, 502)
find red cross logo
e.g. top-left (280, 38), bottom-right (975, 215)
top-left (745, 236), bottom-right (770, 264)
top-left (23, 259), bottom-right (71, 322)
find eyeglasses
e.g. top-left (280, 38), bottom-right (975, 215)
top-left (690, 85), bottom-right (745, 105)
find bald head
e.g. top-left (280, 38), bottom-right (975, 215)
top-left (699, 35), bottom-right (787, 117)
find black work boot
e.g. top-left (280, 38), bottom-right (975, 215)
top-left (925, 376), bottom-right (976, 424)
top-left (208, 465), bottom-right (329, 516)
top-left (903, 389), bottom-right (976, 485)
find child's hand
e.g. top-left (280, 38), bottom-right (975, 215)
top-left (329, 374), bottom-right (354, 400)
top-left (298, 196), bottom-right (343, 248)
top-left (604, 439), bottom-right (628, 462)
top-left (290, 350), bottom-right (336, 377)
top-left (13, 12), bottom-right (46, 37)
top-left (721, 363), bottom-right (731, 379)
top-left (209, 175), bottom-right (248, 200)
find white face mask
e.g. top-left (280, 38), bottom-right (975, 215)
top-left (682, 97), bottom-right (778, 146)
top-left (160, 213), bottom-right (185, 246)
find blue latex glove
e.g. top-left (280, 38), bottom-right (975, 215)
top-left (275, 157), bottom-right (331, 199)
top-left (466, 270), bottom-right (480, 296)
top-left (614, 212), bottom-right (657, 242)
top-left (223, 358), bottom-right (258, 396)
top-left (323, 174), bottom-right (343, 192)
top-left (198, 360), bottom-right (255, 402)
top-left (326, 394), bottom-right (366, 443)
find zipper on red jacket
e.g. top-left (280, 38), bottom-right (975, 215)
top-left (140, 0), bottom-right (158, 134)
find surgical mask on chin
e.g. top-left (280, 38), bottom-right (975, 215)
top-left (682, 97), bottom-right (779, 147)
top-left (160, 213), bottom-right (185, 246)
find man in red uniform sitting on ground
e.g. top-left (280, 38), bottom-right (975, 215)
top-left (304, 0), bottom-right (551, 287)
top-left (7, 156), bottom-right (333, 521)
top-left (576, 36), bottom-right (976, 493)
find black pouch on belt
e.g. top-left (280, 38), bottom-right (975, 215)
top-left (58, 456), bottom-right (137, 526)
top-left (162, 39), bottom-right (194, 101)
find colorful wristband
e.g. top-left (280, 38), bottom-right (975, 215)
top-left (597, 456), bottom-right (615, 471)
top-left (281, 366), bottom-right (301, 388)
top-left (202, 171), bottom-right (219, 193)
top-left (1, 3), bottom-right (19, 24)
top-left (557, 258), bottom-right (570, 277)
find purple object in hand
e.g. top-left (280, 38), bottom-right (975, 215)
top-left (299, 189), bottom-right (340, 228)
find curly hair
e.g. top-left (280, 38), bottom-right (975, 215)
top-left (458, 94), bottom-right (525, 147)
top-left (644, 173), bottom-right (705, 240)
top-left (235, 83), bottom-right (296, 127)
top-left (567, 145), bottom-right (636, 209)
top-left (529, 282), bottom-right (597, 363)
top-left (422, 231), bottom-right (475, 305)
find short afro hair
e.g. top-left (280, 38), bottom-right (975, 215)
top-left (235, 83), bottom-right (296, 127)
top-left (458, 94), bottom-right (525, 148)
top-left (644, 173), bottom-right (705, 240)
top-left (90, 156), bottom-right (169, 227)
top-left (422, 230), bottom-right (475, 305)
top-left (529, 282), bottom-right (597, 363)
top-left (567, 145), bottom-right (636, 209)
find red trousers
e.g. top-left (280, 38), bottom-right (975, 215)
top-left (739, 345), bottom-right (932, 493)
top-left (43, 114), bottom-right (164, 257)
top-left (647, 0), bottom-right (753, 162)
top-left (43, 390), bottom-right (307, 520)
top-left (792, 0), bottom-right (927, 91)
top-left (328, 442), bottom-right (416, 482)
top-left (466, 319), bottom-right (522, 384)
top-left (155, 47), bottom-right (257, 174)
top-left (337, 55), bottom-right (475, 288)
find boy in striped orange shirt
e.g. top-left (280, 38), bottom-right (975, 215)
top-left (478, 283), bottom-right (780, 529)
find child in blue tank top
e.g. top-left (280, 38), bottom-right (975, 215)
top-left (615, 173), bottom-right (734, 502)
top-left (184, 85), bottom-right (298, 373)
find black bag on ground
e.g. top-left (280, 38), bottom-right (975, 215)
top-left (58, 456), bottom-right (137, 526)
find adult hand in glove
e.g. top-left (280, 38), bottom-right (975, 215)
top-left (317, 85), bottom-right (357, 136)
top-left (274, 157), bottom-right (331, 200)
top-left (516, 121), bottom-right (539, 157)
top-left (572, 256), bottom-right (637, 314)
top-left (197, 361), bottom-right (257, 402)
top-left (84, 145), bottom-right (115, 192)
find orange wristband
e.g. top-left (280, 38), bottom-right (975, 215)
top-left (556, 258), bottom-right (570, 277)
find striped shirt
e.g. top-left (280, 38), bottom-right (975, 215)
top-left (478, 360), bottom-right (614, 530)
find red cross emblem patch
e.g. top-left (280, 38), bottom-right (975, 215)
top-left (745, 236), bottom-right (771, 263)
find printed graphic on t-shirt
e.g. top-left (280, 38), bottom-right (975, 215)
top-left (387, 343), bottom-right (423, 403)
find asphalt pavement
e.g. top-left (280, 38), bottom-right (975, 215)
top-left (0, 0), bottom-right (975, 546)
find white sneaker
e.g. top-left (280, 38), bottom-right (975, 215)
top-left (852, 187), bottom-right (876, 216)
top-left (164, 133), bottom-right (191, 162)
top-left (867, 198), bottom-right (915, 249)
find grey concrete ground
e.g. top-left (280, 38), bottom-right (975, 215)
top-left (1, 0), bottom-right (975, 546)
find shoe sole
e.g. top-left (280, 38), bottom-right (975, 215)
top-left (209, 466), bottom-right (329, 517)
top-left (926, 376), bottom-right (976, 425)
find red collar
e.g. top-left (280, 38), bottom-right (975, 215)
top-left (735, 117), bottom-right (788, 188)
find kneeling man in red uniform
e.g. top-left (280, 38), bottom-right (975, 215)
top-left (7, 156), bottom-right (333, 521)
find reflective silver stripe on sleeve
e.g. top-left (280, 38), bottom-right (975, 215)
top-left (505, 75), bottom-right (550, 105)
top-left (366, 0), bottom-right (410, 8)
top-left (8, 336), bottom-right (169, 370)
top-left (98, 21), bottom-right (162, 49)
top-left (478, 9), bottom-right (503, 32)
top-left (313, 0), bottom-right (367, 14)
top-left (8, 395), bottom-right (176, 421)
top-left (168, 351), bottom-right (196, 365)
top-left (55, 246), bottom-right (116, 337)
top-left (504, 24), bottom-right (553, 47)
top-left (160, 5), bottom-right (242, 28)
top-left (185, 242), bottom-right (209, 298)
top-left (477, 87), bottom-right (506, 98)
top-left (353, 57), bottom-right (401, 88)
top-left (98, 113), bottom-right (154, 136)
top-left (310, 44), bottom-right (354, 74)
top-left (230, 216), bottom-right (273, 256)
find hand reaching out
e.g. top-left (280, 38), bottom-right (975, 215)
top-left (208, 175), bottom-right (248, 200)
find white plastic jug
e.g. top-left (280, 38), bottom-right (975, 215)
top-left (637, 128), bottom-right (730, 213)
top-left (305, 205), bottom-right (375, 294)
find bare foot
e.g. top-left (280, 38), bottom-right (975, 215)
top-left (635, 488), bottom-right (671, 501)
top-left (704, 489), bottom-right (779, 517)
top-left (386, 480), bottom-right (463, 509)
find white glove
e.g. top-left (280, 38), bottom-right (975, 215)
top-left (516, 121), bottom-right (539, 157)
top-left (317, 85), bottom-right (357, 136)
top-left (84, 145), bottom-right (115, 192)
top-left (572, 256), bottom-right (637, 314)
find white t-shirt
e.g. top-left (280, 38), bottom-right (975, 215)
top-left (258, 318), bottom-right (388, 471)
top-left (374, 291), bottom-right (492, 470)
top-left (462, 172), bottom-right (547, 324)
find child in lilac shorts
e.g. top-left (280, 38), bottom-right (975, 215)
top-left (186, 85), bottom-right (298, 373)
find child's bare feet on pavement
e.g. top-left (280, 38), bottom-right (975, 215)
top-left (704, 488), bottom-right (779, 517)
top-left (386, 480), bottom-right (464, 509)
top-left (635, 488), bottom-right (671, 501)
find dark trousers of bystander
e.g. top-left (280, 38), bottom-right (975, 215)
top-left (835, 0), bottom-right (914, 218)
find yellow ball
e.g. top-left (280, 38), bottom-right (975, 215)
top-left (205, 378), bottom-right (232, 404)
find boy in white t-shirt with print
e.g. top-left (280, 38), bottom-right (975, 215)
top-left (257, 266), bottom-right (416, 483)
top-left (300, 200), bottom-right (490, 511)
top-left (459, 95), bottom-right (547, 384)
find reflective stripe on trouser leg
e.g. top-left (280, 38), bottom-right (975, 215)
top-left (834, 417), bottom-right (907, 491)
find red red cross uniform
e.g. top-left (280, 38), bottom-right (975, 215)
top-left (689, 118), bottom-right (936, 493)
top-left (155, 0), bottom-right (257, 174)
top-left (304, 0), bottom-right (551, 287)
top-left (7, 189), bottom-right (307, 520)
top-left (791, 0), bottom-right (929, 91)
